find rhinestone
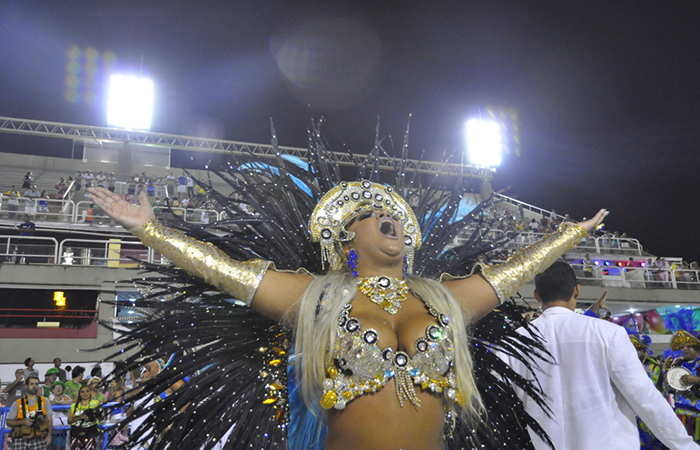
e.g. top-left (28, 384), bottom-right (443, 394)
top-left (395, 352), bottom-right (408, 367)
top-left (362, 191), bottom-right (372, 199)
top-left (337, 200), bottom-right (344, 206)
top-left (362, 181), bottom-right (371, 188)
top-left (334, 399), bottom-right (347, 410)
top-left (321, 229), bottom-right (332, 239)
top-left (346, 318), bottom-right (360, 333)
top-left (386, 186), bottom-right (392, 192)
top-left (375, 194), bottom-right (383, 201)
top-left (440, 314), bottom-right (450, 326)
top-left (364, 330), bottom-right (378, 344)
top-left (377, 277), bottom-right (391, 288)
top-left (409, 368), bottom-right (420, 377)
top-left (351, 193), bottom-right (359, 200)
top-left (341, 182), bottom-right (348, 187)
top-left (404, 236), bottom-right (412, 246)
top-left (382, 349), bottom-right (393, 360)
top-left (427, 326), bottom-right (441, 340)
top-left (322, 378), bottom-right (334, 389)
top-left (416, 339), bottom-right (429, 352)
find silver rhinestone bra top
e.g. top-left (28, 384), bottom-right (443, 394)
top-left (320, 298), bottom-right (458, 410)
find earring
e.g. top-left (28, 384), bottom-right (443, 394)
top-left (403, 255), bottom-right (409, 278)
top-left (347, 249), bottom-right (358, 277)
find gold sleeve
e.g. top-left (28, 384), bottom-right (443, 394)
top-left (480, 223), bottom-right (588, 303)
top-left (130, 218), bottom-right (271, 306)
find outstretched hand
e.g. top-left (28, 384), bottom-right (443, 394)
top-left (87, 187), bottom-right (154, 230)
top-left (571, 208), bottom-right (609, 234)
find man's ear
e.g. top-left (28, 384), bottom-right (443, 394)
top-left (573, 284), bottom-right (580, 300)
top-left (534, 290), bottom-right (543, 305)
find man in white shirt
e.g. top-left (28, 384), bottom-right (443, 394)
top-left (509, 262), bottom-right (698, 450)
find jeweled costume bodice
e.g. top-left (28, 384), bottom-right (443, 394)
top-left (320, 296), bottom-right (459, 410)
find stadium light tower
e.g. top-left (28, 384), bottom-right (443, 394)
top-left (107, 74), bottom-right (154, 130)
top-left (465, 118), bottom-right (502, 167)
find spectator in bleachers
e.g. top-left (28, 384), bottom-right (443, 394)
top-left (178, 171), bottom-right (187, 197)
top-left (23, 358), bottom-right (38, 380)
top-left (24, 184), bottom-right (40, 216)
top-left (5, 185), bottom-right (21, 219)
top-left (165, 171), bottom-right (176, 195)
top-left (128, 175), bottom-right (137, 195)
top-left (55, 177), bottom-right (67, 200)
top-left (37, 190), bottom-right (49, 221)
top-left (107, 173), bottom-right (117, 192)
top-left (137, 172), bottom-right (146, 194)
top-left (583, 253), bottom-right (595, 279)
top-left (83, 169), bottom-right (94, 188)
top-left (3, 369), bottom-right (27, 406)
top-left (53, 358), bottom-right (67, 382)
top-left (659, 258), bottom-right (672, 288)
top-left (90, 365), bottom-right (102, 379)
top-left (64, 366), bottom-right (85, 401)
top-left (105, 377), bottom-right (126, 403)
top-left (146, 176), bottom-right (155, 196)
top-left (49, 381), bottom-right (71, 450)
top-left (74, 171), bottom-right (84, 191)
top-left (22, 171), bottom-right (33, 189)
top-left (41, 369), bottom-right (59, 397)
top-left (94, 171), bottom-right (106, 188)
top-left (529, 218), bottom-right (539, 232)
top-left (15, 215), bottom-right (36, 264)
top-left (68, 385), bottom-right (102, 450)
top-left (87, 377), bottom-right (105, 403)
top-left (186, 175), bottom-right (195, 198)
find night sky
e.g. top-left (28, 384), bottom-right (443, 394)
top-left (1, 2), bottom-right (699, 262)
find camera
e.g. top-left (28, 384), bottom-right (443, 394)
top-left (83, 408), bottom-right (105, 422)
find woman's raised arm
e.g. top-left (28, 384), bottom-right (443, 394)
top-left (87, 188), bottom-right (312, 321)
top-left (442, 209), bottom-right (608, 320)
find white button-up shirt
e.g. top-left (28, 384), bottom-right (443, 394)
top-left (508, 306), bottom-right (698, 450)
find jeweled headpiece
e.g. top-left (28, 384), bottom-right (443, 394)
top-left (670, 329), bottom-right (700, 351)
top-left (309, 180), bottom-right (422, 273)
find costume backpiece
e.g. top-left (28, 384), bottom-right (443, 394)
top-left (96, 119), bottom-right (571, 450)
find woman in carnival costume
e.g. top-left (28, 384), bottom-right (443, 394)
top-left (87, 125), bottom-right (606, 450)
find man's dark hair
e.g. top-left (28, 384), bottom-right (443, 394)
top-left (71, 365), bottom-right (85, 379)
top-left (535, 261), bottom-right (578, 303)
top-left (90, 366), bottom-right (102, 377)
top-left (24, 357), bottom-right (32, 366)
top-left (25, 375), bottom-right (40, 386)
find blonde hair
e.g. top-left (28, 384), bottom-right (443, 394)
top-left (286, 270), bottom-right (484, 422)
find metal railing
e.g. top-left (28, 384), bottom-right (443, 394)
top-left (455, 228), bottom-right (643, 256)
top-left (0, 235), bottom-right (59, 264)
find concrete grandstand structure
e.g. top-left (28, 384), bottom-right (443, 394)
top-left (0, 116), bottom-right (697, 374)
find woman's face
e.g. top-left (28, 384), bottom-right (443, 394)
top-left (109, 380), bottom-right (117, 389)
top-left (79, 387), bottom-right (91, 400)
top-left (346, 209), bottom-right (405, 264)
top-left (52, 385), bottom-right (63, 396)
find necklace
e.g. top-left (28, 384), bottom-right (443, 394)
top-left (357, 276), bottom-right (408, 314)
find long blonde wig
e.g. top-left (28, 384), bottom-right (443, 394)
top-left (287, 269), bottom-right (484, 422)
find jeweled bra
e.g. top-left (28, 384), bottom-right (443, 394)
top-left (320, 294), bottom-right (459, 410)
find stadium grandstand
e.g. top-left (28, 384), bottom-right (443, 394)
top-left (0, 117), bottom-right (698, 446)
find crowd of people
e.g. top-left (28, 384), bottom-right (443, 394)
top-left (3, 170), bottom-right (224, 223)
top-left (0, 357), bottom-right (139, 450)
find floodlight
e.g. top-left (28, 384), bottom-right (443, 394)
top-left (107, 75), bottom-right (154, 130)
top-left (466, 119), bottom-right (502, 166)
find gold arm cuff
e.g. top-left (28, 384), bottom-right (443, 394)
top-left (130, 218), bottom-right (271, 306)
top-left (480, 223), bottom-right (588, 304)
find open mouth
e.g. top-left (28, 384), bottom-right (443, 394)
top-left (379, 217), bottom-right (398, 238)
